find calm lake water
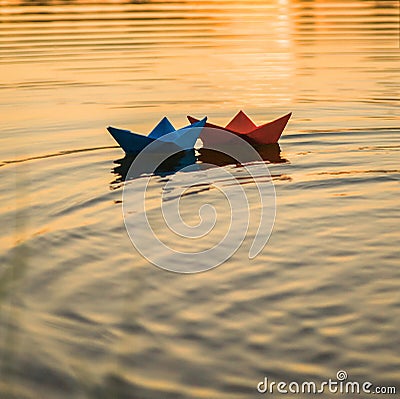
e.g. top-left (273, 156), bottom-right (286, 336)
top-left (1, 0), bottom-right (399, 398)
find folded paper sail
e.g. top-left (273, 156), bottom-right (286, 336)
top-left (107, 117), bottom-right (207, 154)
top-left (187, 111), bottom-right (291, 146)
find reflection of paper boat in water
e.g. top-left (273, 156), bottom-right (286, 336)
top-left (111, 149), bottom-right (198, 184)
top-left (197, 143), bottom-right (287, 167)
top-left (187, 111), bottom-right (291, 146)
top-left (107, 117), bottom-right (207, 154)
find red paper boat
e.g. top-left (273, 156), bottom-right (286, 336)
top-left (187, 111), bottom-right (291, 146)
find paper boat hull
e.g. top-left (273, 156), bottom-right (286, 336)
top-left (107, 118), bottom-right (206, 154)
top-left (188, 113), bottom-right (291, 146)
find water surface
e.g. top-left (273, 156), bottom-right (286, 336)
top-left (1, 1), bottom-right (399, 398)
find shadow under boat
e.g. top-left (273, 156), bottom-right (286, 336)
top-left (111, 149), bottom-right (197, 186)
top-left (110, 143), bottom-right (287, 187)
top-left (197, 143), bottom-right (287, 167)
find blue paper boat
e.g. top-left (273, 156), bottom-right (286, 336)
top-left (107, 117), bottom-right (207, 154)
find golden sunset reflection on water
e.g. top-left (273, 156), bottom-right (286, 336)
top-left (0, 1), bottom-right (399, 398)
